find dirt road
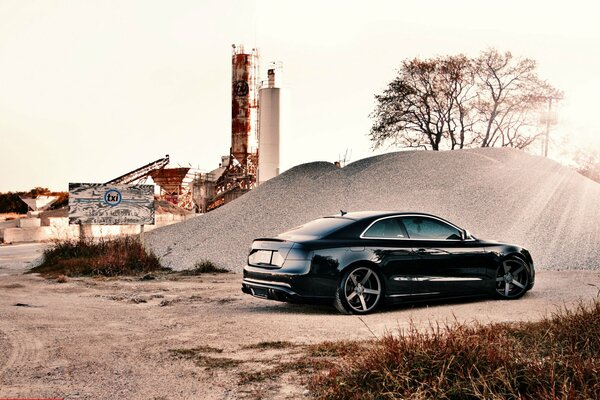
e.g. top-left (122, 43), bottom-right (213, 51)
top-left (1, 243), bottom-right (599, 399)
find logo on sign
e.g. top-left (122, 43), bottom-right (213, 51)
top-left (104, 189), bottom-right (122, 207)
top-left (234, 80), bottom-right (249, 97)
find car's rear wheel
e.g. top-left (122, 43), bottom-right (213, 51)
top-left (495, 258), bottom-right (529, 299)
top-left (334, 265), bottom-right (383, 314)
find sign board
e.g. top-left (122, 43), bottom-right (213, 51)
top-left (69, 183), bottom-right (155, 225)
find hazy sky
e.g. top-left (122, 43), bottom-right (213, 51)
top-left (1, 0), bottom-right (599, 192)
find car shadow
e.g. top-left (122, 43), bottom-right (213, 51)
top-left (240, 295), bottom-right (497, 316)
top-left (240, 301), bottom-right (340, 315)
top-left (377, 295), bottom-right (494, 314)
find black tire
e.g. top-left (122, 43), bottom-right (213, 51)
top-left (494, 257), bottom-right (530, 299)
top-left (334, 265), bottom-right (383, 314)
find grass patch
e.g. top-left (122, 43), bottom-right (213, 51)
top-left (170, 346), bottom-right (223, 355)
top-left (241, 341), bottom-right (297, 351)
top-left (29, 237), bottom-right (166, 277)
top-left (1, 283), bottom-right (25, 289)
top-left (307, 340), bottom-right (358, 358)
top-left (310, 300), bottom-right (600, 400)
top-left (169, 347), bottom-right (241, 369)
top-left (240, 358), bottom-right (331, 385)
top-left (180, 259), bottom-right (229, 275)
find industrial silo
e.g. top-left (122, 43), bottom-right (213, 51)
top-left (258, 66), bottom-right (280, 184)
top-left (231, 45), bottom-right (259, 169)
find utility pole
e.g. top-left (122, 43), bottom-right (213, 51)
top-left (544, 98), bottom-right (552, 158)
top-left (542, 94), bottom-right (563, 158)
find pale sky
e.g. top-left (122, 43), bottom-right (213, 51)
top-left (1, 0), bottom-right (599, 192)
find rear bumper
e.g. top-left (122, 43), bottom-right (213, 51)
top-left (241, 278), bottom-right (303, 302)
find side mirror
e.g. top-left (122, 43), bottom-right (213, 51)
top-left (462, 229), bottom-right (472, 240)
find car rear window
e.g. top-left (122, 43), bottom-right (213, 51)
top-left (278, 217), bottom-right (354, 240)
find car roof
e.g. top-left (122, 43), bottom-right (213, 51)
top-left (329, 211), bottom-right (443, 221)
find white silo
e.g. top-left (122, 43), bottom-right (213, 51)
top-left (258, 66), bottom-right (281, 184)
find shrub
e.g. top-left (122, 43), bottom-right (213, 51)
top-left (310, 301), bottom-right (600, 400)
top-left (29, 236), bottom-right (165, 277)
top-left (180, 259), bottom-right (228, 275)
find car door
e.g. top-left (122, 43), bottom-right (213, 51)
top-left (359, 216), bottom-right (426, 297)
top-left (399, 216), bottom-right (488, 296)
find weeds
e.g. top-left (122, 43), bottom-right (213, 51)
top-left (241, 341), bottom-right (297, 351)
top-left (310, 300), bottom-right (600, 400)
top-left (169, 347), bottom-right (242, 369)
top-left (307, 340), bottom-right (358, 358)
top-left (29, 237), bottom-right (165, 277)
top-left (1, 283), bottom-right (24, 289)
top-left (180, 260), bottom-right (229, 275)
top-left (170, 346), bottom-right (224, 355)
top-left (239, 359), bottom-right (330, 384)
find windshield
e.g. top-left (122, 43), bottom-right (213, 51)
top-left (278, 217), bottom-right (354, 240)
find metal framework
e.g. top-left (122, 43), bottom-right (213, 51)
top-left (105, 155), bottom-right (170, 185)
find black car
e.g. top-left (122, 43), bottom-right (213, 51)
top-left (242, 211), bottom-right (535, 314)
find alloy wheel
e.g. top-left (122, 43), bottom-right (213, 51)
top-left (342, 267), bottom-right (382, 313)
top-left (496, 259), bottom-right (529, 299)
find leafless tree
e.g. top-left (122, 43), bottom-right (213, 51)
top-left (571, 148), bottom-right (600, 183)
top-left (369, 55), bottom-right (475, 150)
top-left (473, 49), bottom-right (560, 149)
top-left (369, 49), bottom-right (561, 151)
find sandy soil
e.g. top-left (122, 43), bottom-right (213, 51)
top-left (1, 243), bottom-right (600, 399)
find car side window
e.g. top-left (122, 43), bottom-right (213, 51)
top-left (402, 217), bottom-right (462, 240)
top-left (362, 218), bottom-right (407, 239)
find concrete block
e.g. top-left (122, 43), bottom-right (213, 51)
top-left (17, 218), bottom-right (41, 228)
top-left (3, 226), bottom-right (79, 243)
top-left (0, 219), bottom-right (18, 229)
top-left (0, 219), bottom-right (18, 241)
top-left (81, 224), bottom-right (142, 239)
top-left (48, 217), bottom-right (69, 228)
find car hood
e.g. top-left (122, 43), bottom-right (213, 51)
top-left (477, 238), bottom-right (525, 250)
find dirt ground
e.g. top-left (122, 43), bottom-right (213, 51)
top-left (1, 243), bottom-right (600, 400)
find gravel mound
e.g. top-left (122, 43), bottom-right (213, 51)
top-left (146, 148), bottom-right (600, 271)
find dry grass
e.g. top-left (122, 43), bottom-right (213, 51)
top-left (239, 358), bottom-right (330, 385)
top-left (170, 346), bottom-right (223, 355)
top-left (1, 283), bottom-right (25, 289)
top-left (179, 259), bottom-right (229, 275)
top-left (307, 340), bottom-right (359, 358)
top-left (309, 300), bottom-right (600, 400)
top-left (241, 341), bottom-right (297, 350)
top-left (29, 237), bottom-right (165, 277)
top-left (169, 347), bottom-right (242, 369)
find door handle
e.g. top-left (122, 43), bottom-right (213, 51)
top-left (415, 248), bottom-right (448, 255)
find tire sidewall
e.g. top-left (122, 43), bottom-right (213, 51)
top-left (334, 265), bottom-right (384, 314)
top-left (495, 257), bottom-right (530, 300)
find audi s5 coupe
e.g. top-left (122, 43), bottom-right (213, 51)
top-left (242, 211), bottom-right (535, 314)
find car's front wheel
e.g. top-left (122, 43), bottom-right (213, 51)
top-left (334, 265), bottom-right (383, 314)
top-left (495, 257), bottom-right (530, 299)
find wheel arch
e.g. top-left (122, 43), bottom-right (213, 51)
top-left (339, 259), bottom-right (387, 294)
top-left (502, 252), bottom-right (534, 276)
top-left (503, 251), bottom-right (535, 290)
top-left (504, 251), bottom-right (527, 264)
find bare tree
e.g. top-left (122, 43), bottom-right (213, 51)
top-left (473, 49), bottom-right (560, 149)
top-left (571, 148), bottom-right (600, 184)
top-left (369, 49), bottom-right (561, 151)
top-left (369, 56), bottom-right (474, 150)
top-left (438, 55), bottom-right (477, 149)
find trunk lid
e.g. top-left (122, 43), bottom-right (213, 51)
top-left (248, 238), bottom-right (294, 268)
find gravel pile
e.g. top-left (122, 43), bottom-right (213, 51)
top-left (146, 148), bottom-right (600, 271)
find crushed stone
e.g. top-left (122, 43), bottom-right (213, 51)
top-left (145, 148), bottom-right (600, 271)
